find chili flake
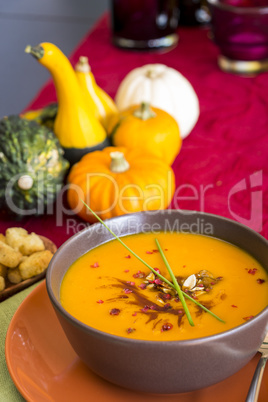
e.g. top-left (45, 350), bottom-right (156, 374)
top-left (247, 268), bottom-right (257, 275)
top-left (126, 281), bottom-right (135, 286)
top-left (141, 305), bottom-right (150, 313)
top-left (243, 315), bottom-right (254, 321)
top-left (124, 269), bottom-right (129, 273)
top-left (133, 271), bottom-right (146, 278)
top-left (97, 300), bottom-right (104, 304)
top-left (126, 328), bottom-right (136, 334)
top-left (124, 288), bottom-right (133, 294)
top-left (164, 303), bottom-right (171, 310)
top-left (90, 262), bottom-right (99, 268)
top-left (161, 323), bottom-right (173, 332)
top-left (162, 293), bottom-right (171, 300)
top-left (139, 283), bottom-right (146, 290)
top-left (231, 305), bottom-right (238, 308)
top-left (125, 255), bottom-right (131, 259)
top-left (146, 251), bottom-right (153, 254)
top-left (257, 279), bottom-right (265, 284)
top-left (110, 308), bottom-right (120, 316)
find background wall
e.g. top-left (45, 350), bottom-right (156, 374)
top-left (0, 0), bottom-right (108, 117)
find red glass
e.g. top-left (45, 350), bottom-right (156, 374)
top-left (208, 0), bottom-right (268, 73)
top-left (110, 0), bottom-right (179, 50)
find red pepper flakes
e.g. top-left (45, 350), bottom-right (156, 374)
top-left (90, 262), bottom-right (99, 268)
top-left (257, 279), bottom-right (265, 284)
top-left (126, 281), bottom-right (135, 286)
top-left (126, 328), bottom-right (136, 334)
top-left (154, 268), bottom-right (161, 274)
top-left (152, 249), bottom-right (159, 253)
top-left (124, 288), bottom-right (133, 294)
top-left (125, 255), bottom-right (131, 259)
top-left (165, 248), bottom-right (168, 251)
top-left (164, 303), bottom-right (171, 310)
top-left (146, 251), bottom-right (153, 254)
top-left (154, 279), bottom-right (162, 285)
top-left (97, 300), bottom-right (104, 304)
top-left (133, 270), bottom-right (146, 278)
top-left (162, 293), bottom-right (171, 300)
top-left (210, 282), bottom-right (216, 285)
top-left (247, 268), bottom-right (257, 275)
top-left (161, 323), bottom-right (173, 332)
top-left (124, 269), bottom-right (129, 273)
top-left (243, 316), bottom-right (254, 321)
top-left (139, 283), bottom-right (147, 290)
top-left (182, 265), bottom-right (186, 268)
top-left (110, 308), bottom-right (120, 315)
top-left (132, 312), bottom-right (137, 317)
top-left (231, 305), bottom-right (238, 308)
top-left (141, 305), bottom-right (150, 313)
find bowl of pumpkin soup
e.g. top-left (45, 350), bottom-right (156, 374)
top-left (46, 210), bottom-right (268, 394)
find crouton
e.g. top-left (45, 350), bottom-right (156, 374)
top-left (7, 267), bottom-right (23, 284)
top-left (5, 228), bottom-right (45, 255)
top-left (0, 276), bottom-right (5, 291)
top-left (0, 241), bottom-right (22, 268)
top-left (19, 250), bottom-right (53, 280)
top-left (0, 234), bottom-right (6, 244)
top-left (0, 263), bottom-right (7, 278)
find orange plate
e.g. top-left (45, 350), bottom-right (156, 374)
top-left (5, 281), bottom-right (268, 402)
top-left (0, 236), bottom-right (57, 302)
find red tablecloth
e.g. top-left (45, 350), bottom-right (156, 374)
top-left (1, 14), bottom-right (267, 247)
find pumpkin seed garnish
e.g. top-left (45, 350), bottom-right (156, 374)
top-left (182, 274), bottom-right (196, 291)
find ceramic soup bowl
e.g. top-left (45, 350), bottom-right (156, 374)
top-left (46, 210), bottom-right (268, 394)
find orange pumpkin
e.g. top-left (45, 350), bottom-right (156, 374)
top-left (107, 103), bottom-right (182, 165)
top-left (67, 147), bottom-right (175, 222)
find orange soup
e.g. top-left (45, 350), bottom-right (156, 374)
top-left (60, 232), bottom-right (268, 341)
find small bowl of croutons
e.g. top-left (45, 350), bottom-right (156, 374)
top-left (0, 227), bottom-right (57, 301)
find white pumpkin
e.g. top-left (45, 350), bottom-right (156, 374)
top-left (115, 64), bottom-right (200, 139)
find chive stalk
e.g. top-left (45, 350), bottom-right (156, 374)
top-left (155, 239), bottom-right (194, 326)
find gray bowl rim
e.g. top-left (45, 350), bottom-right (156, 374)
top-left (46, 209), bottom-right (268, 346)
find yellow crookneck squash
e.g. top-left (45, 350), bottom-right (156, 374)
top-left (25, 42), bottom-right (107, 149)
top-left (107, 103), bottom-right (182, 166)
top-left (75, 56), bottom-right (118, 130)
top-left (67, 146), bottom-right (175, 223)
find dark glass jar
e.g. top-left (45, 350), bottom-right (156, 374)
top-left (110, 0), bottom-right (180, 50)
